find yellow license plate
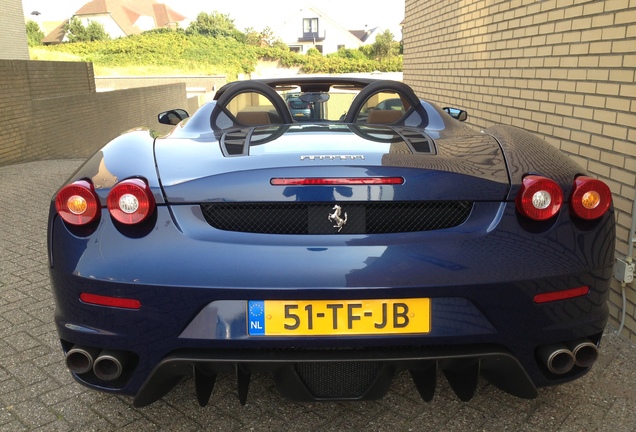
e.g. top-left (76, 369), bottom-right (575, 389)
top-left (247, 298), bottom-right (430, 336)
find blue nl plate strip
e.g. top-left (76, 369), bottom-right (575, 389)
top-left (248, 300), bottom-right (265, 335)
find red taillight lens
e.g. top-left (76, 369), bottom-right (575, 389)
top-left (107, 178), bottom-right (155, 225)
top-left (516, 175), bottom-right (563, 221)
top-left (570, 176), bottom-right (612, 220)
top-left (55, 180), bottom-right (100, 225)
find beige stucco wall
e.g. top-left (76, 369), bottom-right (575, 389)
top-left (2, 0), bottom-right (29, 60)
top-left (404, 0), bottom-right (636, 341)
top-left (0, 60), bottom-right (188, 166)
top-left (95, 75), bottom-right (226, 94)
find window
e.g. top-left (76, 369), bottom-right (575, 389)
top-left (226, 92), bottom-right (279, 125)
top-left (357, 91), bottom-right (408, 124)
top-left (303, 18), bottom-right (319, 35)
top-left (300, 17), bottom-right (324, 41)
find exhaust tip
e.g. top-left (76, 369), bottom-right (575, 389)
top-left (66, 346), bottom-right (99, 375)
top-left (567, 339), bottom-right (599, 368)
top-left (537, 344), bottom-right (575, 375)
top-left (93, 350), bottom-right (127, 381)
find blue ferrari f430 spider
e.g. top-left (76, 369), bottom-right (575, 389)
top-left (48, 77), bottom-right (615, 407)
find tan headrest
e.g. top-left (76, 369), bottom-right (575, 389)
top-left (366, 109), bottom-right (403, 124)
top-left (236, 111), bottom-right (271, 125)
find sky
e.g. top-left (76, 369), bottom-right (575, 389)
top-left (22, 0), bottom-right (405, 35)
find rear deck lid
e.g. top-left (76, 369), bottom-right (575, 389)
top-left (154, 124), bottom-right (510, 203)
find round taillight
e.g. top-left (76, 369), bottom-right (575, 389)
top-left (516, 175), bottom-right (563, 221)
top-left (570, 176), bottom-right (612, 220)
top-left (55, 180), bottom-right (100, 225)
top-left (107, 178), bottom-right (155, 225)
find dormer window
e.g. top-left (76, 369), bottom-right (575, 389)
top-left (300, 17), bottom-right (324, 41)
top-left (303, 18), bottom-right (318, 36)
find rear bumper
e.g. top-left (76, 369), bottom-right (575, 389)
top-left (52, 273), bottom-right (609, 405)
top-left (48, 200), bottom-right (615, 405)
top-left (132, 345), bottom-right (540, 407)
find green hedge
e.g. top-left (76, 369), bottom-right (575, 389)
top-left (34, 31), bottom-right (402, 77)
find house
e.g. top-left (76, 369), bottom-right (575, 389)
top-left (43, 0), bottom-right (187, 44)
top-left (274, 5), bottom-right (366, 54)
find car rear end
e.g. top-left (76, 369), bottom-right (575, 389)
top-left (49, 121), bottom-right (614, 406)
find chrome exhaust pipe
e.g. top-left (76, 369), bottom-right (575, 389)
top-left (66, 346), bottom-right (100, 375)
top-left (566, 338), bottom-right (599, 368)
top-left (537, 344), bottom-right (575, 375)
top-left (93, 350), bottom-right (128, 381)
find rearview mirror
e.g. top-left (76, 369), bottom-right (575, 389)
top-left (443, 107), bottom-right (468, 122)
top-left (299, 93), bottom-right (330, 104)
top-left (158, 109), bottom-right (189, 125)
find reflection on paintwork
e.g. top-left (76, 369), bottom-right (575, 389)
top-left (92, 158), bottom-right (118, 189)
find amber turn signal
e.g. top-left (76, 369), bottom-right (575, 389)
top-left (55, 180), bottom-right (100, 226)
top-left (570, 176), bottom-right (612, 220)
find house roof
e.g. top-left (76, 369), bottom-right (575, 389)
top-left (76, 0), bottom-right (186, 33)
top-left (43, 0), bottom-right (186, 43)
top-left (349, 30), bottom-right (367, 42)
top-left (349, 27), bottom-right (380, 43)
top-left (42, 21), bottom-right (67, 44)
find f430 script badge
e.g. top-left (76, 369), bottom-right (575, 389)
top-left (328, 205), bottom-right (348, 232)
top-left (301, 155), bottom-right (365, 161)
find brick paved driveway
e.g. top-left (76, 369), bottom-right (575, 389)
top-left (1, 159), bottom-right (635, 431)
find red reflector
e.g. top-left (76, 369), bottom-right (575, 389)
top-left (533, 286), bottom-right (590, 304)
top-left (271, 177), bottom-right (404, 185)
top-left (80, 293), bottom-right (141, 310)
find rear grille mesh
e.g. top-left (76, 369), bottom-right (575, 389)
top-left (200, 201), bottom-right (472, 234)
top-left (295, 361), bottom-right (382, 398)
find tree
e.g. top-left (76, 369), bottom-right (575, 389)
top-left (271, 39), bottom-right (289, 50)
top-left (85, 20), bottom-right (110, 41)
top-left (261, 27), bottom-right (287, 48)
top-left (244, 26), bottom-right (288, 49)
top-left (26, 20), bottom-right (44, 46)
top-left (371, 30), bottom-right (400, 60)
top-left (186, 11), bottom-right (243, 40)
top-left (244, 27), bottom-right (264, 46)
top-left (64, 17), bottom-right (109, 42)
